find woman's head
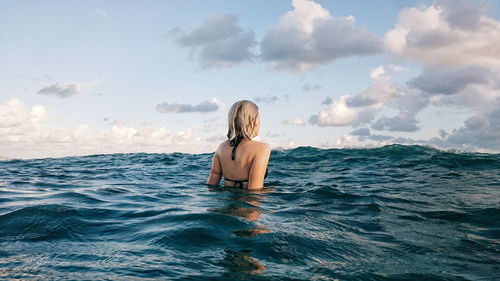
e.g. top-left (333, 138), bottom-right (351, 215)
top-left (227, 100), bottom-right (260, 140)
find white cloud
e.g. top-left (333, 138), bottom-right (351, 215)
top-left (95, 8), bottom-right (108, 18)
top-left (283, 117), bottom-right (306, 126)
top-left (254, 95), bottom-right (279, 105)
top-left (369, 65), bottom-right (386, 80)
top-left (310, 55), bottom-right (497, 150)
top-left (309, 96), bottom-right (358, 126)
top-left (335, 134), bottom-right (357, 147)
top-left (344, 74), bottom-right (500, 151)
top-left (388, 64), bottom-right (405, 73)
top-left (375, 0), bottom-right (500, 149)
top-left (311, 65), bottom-right (401, 127)
top-left (0, 98), bottom-right (219, 159)
top-left (291, 117), bottom-right (305, 126)
top-left (384, 0), bottom-right (500, 67)
top-left (260, 137), bottom-right (302, 150)
top-left (346, 65), bottom-right (398, 108)
top-left (371, 85), bottom-right (430, 132)
top-left (260, 0), bottom-right (382, 72)
top-left (0, 98), bottom-right (48, 129)
top-left (171, 14), bottom-right (256, 68)
top-left (103, 118), bottom-right (133, 126)
top-left (156, 99), bottom-right (221, 113)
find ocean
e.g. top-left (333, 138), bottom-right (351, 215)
top-left (0, 144), bottom-right (498, 280)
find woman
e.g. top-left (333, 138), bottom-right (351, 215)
top-left (206, 100), bottom-right (271, 190)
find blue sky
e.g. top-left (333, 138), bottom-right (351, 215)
top-left (1, 0), bottom-right (499, 159)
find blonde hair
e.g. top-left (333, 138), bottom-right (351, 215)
top-left (227, 100), bottom-right (259, 141)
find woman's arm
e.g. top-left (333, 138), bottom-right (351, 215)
top-left (247, 144), bottom-right (271, 190)
top-left (206, 152), bottom-right (222, 185)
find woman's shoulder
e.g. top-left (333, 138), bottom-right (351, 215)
top-left (216, 140), bottom-right (230, 152)
top-left (249, 140), bottom-right (271, 153)
top-left (215, 139), bottom-right (270, 154)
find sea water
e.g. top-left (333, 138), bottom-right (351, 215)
top-left (0, 145), bottom-right (498, 280)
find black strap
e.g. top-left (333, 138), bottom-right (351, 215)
top-left (224, 178), bottom-right (247, 188)
top-left (225, 177), bottom-right (248, 183)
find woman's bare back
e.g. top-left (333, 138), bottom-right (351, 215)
top-left (208, 140), bottom-right (271, 189)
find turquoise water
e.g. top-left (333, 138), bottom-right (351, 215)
top-left (0, 145), bottom-right (499, 280)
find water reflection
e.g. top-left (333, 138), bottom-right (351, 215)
top-left (207, 186), bottom-right (272, 275)
top-left (232, 226), bottom-right (269, 238)
top-left (221, 249), bottom-right (265, 274)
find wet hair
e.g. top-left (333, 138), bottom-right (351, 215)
top-left (227, 100), bottom-right (259, 142)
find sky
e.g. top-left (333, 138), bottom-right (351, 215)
top-left (1, 0), bottom-right (500, 159)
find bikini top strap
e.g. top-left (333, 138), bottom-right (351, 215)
top-left (224, 177), bottom-right (248, 183)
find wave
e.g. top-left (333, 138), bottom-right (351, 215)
top-left (0, 144), bottom-right (498, 279)
top-left (3, 143), bottom-right (499, 162)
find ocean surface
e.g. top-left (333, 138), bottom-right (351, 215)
top-left (0, 145), bottom-right (499, 280)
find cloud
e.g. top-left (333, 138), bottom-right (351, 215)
top-left (350, 128), bottom-right (370, 136)
top-left (306, 0), bottom-right (500, 151)
top-left (366, 63), bottom-right (499, 147)
top-left (156, 99), bottom-right (221, 113)
top-left (371, 116), bottom-right (420, 132)
top-left (309, 96), bottom-right (358, 126)
top-left (291, 118), bottom-right (306, 126)
top-left (349, 128), bottom-right (394, 142)
top-left (171, 14), bottom-right (256, 68)
top-left (0, 98), bottom-right (219, 159)
top-left (283, 117), bottom-right (306, 126)
top-left (435, 99), bottom-right (500, 151)
top-left (409, 65), bottom-right (492, 95)
top-left (347, 98), bottom-right (500, 152)
top-left (302, 82), bottom-right (321, 91)
top-left (312, 65), bottom-right (431, 133)
top-left (372, 85), bottom-right (430, 132)
top-left (34, 74), bottom-right (52, 83)
top-left (95, 8), bottom-right (108, 18)
top-left (37, 79), bottom-right (98, 98)
top-left (368, 134), bottom-right (393, 141)
top-left (37, 83), bottom-right (79, 98)
top-left (334, 135), bottom-right (357, 147)
top-left (384, 0), bottom-right (500, 67)
top-left (346, 66), bottom-right (398, 108)
top-left (260, 0), bottom-right (382, 72)
top-left (0, 98), bottom-right (47, 128)
top-left (378, 0), bottom-right (500, 148)
top-left (103, 118), bottom-right (133, 126)
top-left (343, 64), bottom-right (403, 128)
top-left (436, 0), bottom-right (489, 30)
top-left (349, 110), bottom-right (500, 152)
top-left (265, 131), bottom-right (286, 138)
top-left (254, 95), bottom-right (279, 105)
top-left (388, 64), bottom-right (405, 73)
top-left (311, 65), bottom-right (401, 127)
top-left (321, 97), bottom-right (332, 105)
top-left (347, 128), bottom-right (419, 148)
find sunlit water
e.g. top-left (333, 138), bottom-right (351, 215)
top-left (0, 145), bottom-right (499, 280)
